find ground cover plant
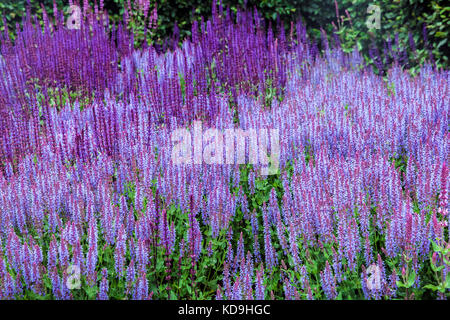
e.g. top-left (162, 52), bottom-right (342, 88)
top-left (0, 1), bottom-right (448, 300)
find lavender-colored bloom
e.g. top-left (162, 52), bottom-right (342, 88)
top-left (248, 170), bottom-right (255, 194)
top-left (207, 240), bottom-right (213, 257)
top-left (133, 270), bottom-right (149, 300)
top-left (159, 209), bottom-right (176, 255)
top-left (136, 238), bottom-right (148, 271)
top-left (85, 219), bottom-right (98, 286)
top-left (255, 264), bottom-right (265, 300)
top-left (47, 235), bottom-right (59, 271)
top-left (58, 239), bottom-right (70, 270)
top-left (49, 267), bottom-right (61, 300)
top-left (230, 277), bottom-right (242, 300)
top-left (187, 215), bottom-right (203, 264)
top-left (216, 286), bottom-right (224, 300)
top-left (235, 232), bottom-right (245, 272)
top-left (126, 259), bottom-right (136, 295)
top-left (114, 224), bottom-right (127, 277)
top-left (98, 268), bottom-right (109, 300)
top-left (262, 205), bottom-right (277, 271)
top-left (1, 271), bottom-right (15, 299)
top-left (223, 261), bottom-right (232, 298)
top-left (320, 261), bottom-right (337, 299)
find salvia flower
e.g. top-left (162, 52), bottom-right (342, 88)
top-left (98, 268), bottom-right (109, 300)
top-left (320, 261), bottom-right (337, 300)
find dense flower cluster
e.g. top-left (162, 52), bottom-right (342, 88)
top-left (0, 2), bottom-right (448, 300)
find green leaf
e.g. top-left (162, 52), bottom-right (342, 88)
top-left (443, 255), bottom-right (450, 266)
top-left (25, 290), bottom-right (48, 300)
top-left (431, 240), bottom-right (440, 252)
top-left (407, 270), bottom-right (416, 288)
top-left (436, 38), bottom-right (447, 49)
top-left (170, 291), bottom-right (177, 300)
top-left (85, 286), bottom-right (99, 300)
top-left (423, 284), bottom-right (438, 291)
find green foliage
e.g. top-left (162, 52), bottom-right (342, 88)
top-left (0, 1), bottom-right (67, 40)
top-left (424, 240), bottom-right (450, 295)
top-left (26, 78), bottom-right (96, 112)
top-left (334, 0), bottom-right (449, 73)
